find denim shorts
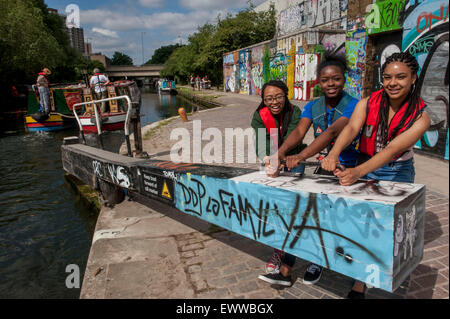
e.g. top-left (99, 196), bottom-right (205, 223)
top-left (363, 158), bottom-right (415, 183)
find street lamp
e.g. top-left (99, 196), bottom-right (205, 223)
top-left (141, 32), bottom-right (146, 66)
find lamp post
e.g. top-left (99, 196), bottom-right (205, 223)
top-left (141, 32), bottom-right (146, 66)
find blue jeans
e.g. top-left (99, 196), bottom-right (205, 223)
top-left (363, 158), bottom-right (415, 183)
top-left (38, 87), bottom-right (50, 113)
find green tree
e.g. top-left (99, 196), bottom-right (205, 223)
top-left (110, 51), bottom-right (134, 65)
top-left (161, 5), bottom-right (276, 87)
top-left (0, 0), bottom-right (96, 106)
top-left (146, 44), bottom-right (183, 65)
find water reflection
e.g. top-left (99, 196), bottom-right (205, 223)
top-left (0, 89), bottom-right (199, 298)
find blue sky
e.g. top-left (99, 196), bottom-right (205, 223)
top-left (45, 0), bottom-right (266, 65)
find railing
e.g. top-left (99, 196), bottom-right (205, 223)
top-left (72, 95), bottom-right (133, 156)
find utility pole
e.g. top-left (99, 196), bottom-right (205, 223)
top-left (141, 32), bottom-right (146, 65)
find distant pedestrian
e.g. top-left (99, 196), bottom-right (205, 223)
top-left (36, 68), bottom-right (51, 113)
top-left (190, 75), bottom-right (195, 91)
top-left (195, 75), bottom-right (201, 90)
top-left (89, 68), bottom-right (110, 113)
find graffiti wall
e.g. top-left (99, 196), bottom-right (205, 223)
top-left (294, 53), bottom-right (320, 101)
top-left (250, 45), bottom-right (265, 96)
top-left (269, 52), bottom-right (287, 83)
top-left (345, 27), bottom-right (367, 99)
top-left (63, 144), bottom-right (427, 293)
top-left (320, 33), bottom-right (346, 55)
top-left (402, 0), bottom-right (449, 159)
top-left (277, 0), bottom-right (348, 36)
top-left (366, 0), bottom-right (406, 35)
top-left (174, 170), bottom-right (426, 292)
top-left (239, 50), bottom-right (251, 95)
top-left (223, 52), bottom-right (239, 93)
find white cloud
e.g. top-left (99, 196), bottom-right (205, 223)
top-left (179, 0), bottom-right (266, 10)
top-left (138, 0), bottom-right (164, 8)
top-left (92, 27), bottom-right (119, 38)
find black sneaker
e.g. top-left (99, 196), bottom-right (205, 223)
top-left (258, 272), bottom-right (292, 286)
top-left (302, 263), bottom-right (323, 285)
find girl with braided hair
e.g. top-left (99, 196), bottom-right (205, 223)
top-left (321, 52), bottom-right (430, 298)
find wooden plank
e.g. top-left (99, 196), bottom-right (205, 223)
top-left (107, 86), bottom-right (118, 112)
top-left (82, 88), bottom-right (95, 114)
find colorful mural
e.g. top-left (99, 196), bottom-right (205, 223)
top-left (278, 0), bottom-right (347, 36)
top-left (269, 52), bottom-right (287, 83)
top-left (402, 0), bottom-right (449, 159)
top-left (294, 53), bottom-right (320, 101)
top-left (223, 0), bottom-right (449, 160)
top-left (174, 170), bottom-right (426, 293)
top-left (239, 49), bottom-right (251, 95)
top-left (345, 27), bottom-right (367, 99)
top-left (251, 45), bottom-right (265, 96)
top-left (366, 0), bottom-right (406, 35)
top-left (223, 52), bottom-right (239, 93)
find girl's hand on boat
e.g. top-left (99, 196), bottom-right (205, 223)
top-left (335, 167), bottom-right (361, 186)
top-left (263, 154), bottom-right (282, 178)
top-left (286, 154), bottom-right (304, 170)
top-left (321, 154), bottom-right (339, 172)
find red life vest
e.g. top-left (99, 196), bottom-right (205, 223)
top-left (258, 105), bottom-right (290, 151)
top-left (38, 72), bottom-right (49, 85)
top-left (360, 89), bottom-right (426, 158)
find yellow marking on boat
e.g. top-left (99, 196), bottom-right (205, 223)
top-left (25, 114), bottom-right (63, 123)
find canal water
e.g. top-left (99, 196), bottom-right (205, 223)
top-left (0, 91), bottom-right (197, 298)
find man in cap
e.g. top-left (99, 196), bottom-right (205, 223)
top-left (36, 68), bottom-right (51, 113)
top-left (89, 68), bottom-right (110, 113)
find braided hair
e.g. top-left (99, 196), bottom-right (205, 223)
top-left (378, 52), bottom-right (422, 146)
top-left (257, 80), bottom-right (293, 142)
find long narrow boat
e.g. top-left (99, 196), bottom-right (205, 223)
top-left (157, 79), bottom-right (177, 95)
top-left (25, 80), bottom-right (141, 133)
top-left (24, 83), bottom-right (83, 132)
top-left (76, 80), bottom-right (141, 134)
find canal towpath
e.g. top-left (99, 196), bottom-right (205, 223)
top-left (80, 87), bottom-right (449, 299)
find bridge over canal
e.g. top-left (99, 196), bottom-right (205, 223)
top-left (105, 65), bottom-right (164, 85)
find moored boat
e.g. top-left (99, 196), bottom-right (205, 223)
top-left (24, 83), bottom-right (83, 132)
top-left (157, 79), bottom-right (177, 95)
top-left (74, 80), bottom-right (141, 135)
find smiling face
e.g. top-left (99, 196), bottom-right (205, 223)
top-left (382, 61), bottom-right (417, 102)
top-left (263, 85), bottom-right (286, 116)
top-left (319, 65), bottom-right (345, 100)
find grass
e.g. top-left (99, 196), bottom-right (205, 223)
top-left (143, 117), bottom-right (177, 140)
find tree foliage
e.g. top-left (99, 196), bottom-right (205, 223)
top-left (145, 44), bottom-right (183, 65)
top-left (0, 0), bottom-right (106, 105)
top-left (161, 5), bottom-right (276, 86)
top-left (110, 51), bottom-right (134, 65)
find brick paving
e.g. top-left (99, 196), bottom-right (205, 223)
top-left (97, 87), bottom-right (449, 299)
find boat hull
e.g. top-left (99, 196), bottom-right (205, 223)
top-left (78, 112), bottom-right (126, 134)
top-left (25, 114), bottom-right (75, 132)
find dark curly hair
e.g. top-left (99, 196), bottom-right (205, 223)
top-left (317, 51), bottom-right (349, 78)
top-left (257, 80), bottom-right (293, 144)
top-left (377, 52), bottom-right (422, 146)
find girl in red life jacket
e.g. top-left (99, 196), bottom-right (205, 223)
top-left (321, 52), bottom-right (430, 298)
top-left (250, 80), bottom-right (307, 178)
